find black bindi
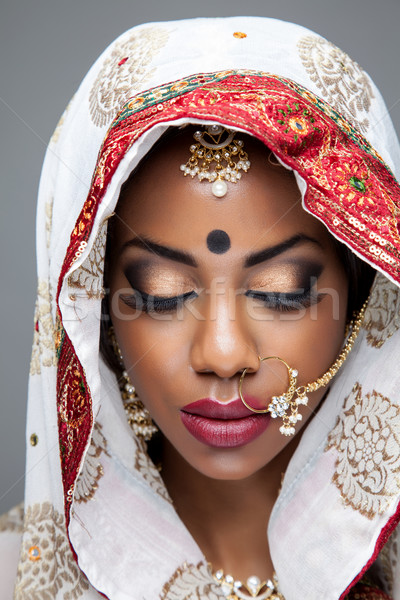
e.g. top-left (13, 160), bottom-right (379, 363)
top-left (206, 230), bottom-right (231, 254)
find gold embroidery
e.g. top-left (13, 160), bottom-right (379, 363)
top-left (161, 561), bottom-right (224, 600)
top-left (326, 383), bottom-right (400, 519)
top-left (363, 272), bottom-right (400, 348)
top-left (45, 198), bottom-right (53, 250)
top-left (297, 35), bottom-right (374, 132)
top-left (68, 219), bottom-right (107, 299)
top-left (74, 422), bottom-right (110, 503)
top-left (89, 26), bottom-right (169, 127)
top-left (14, 502), bottom-right (89, 599)
top-left (134, 438), bottom-right (173, 504)
top-left (0, 503), bottom-right (24, 534)
top-left (29, 280), bottom-right (56, 376)
top-left (50, 111), bottom-right (65, 144)
top-left (50, 96), bottom-right (74, 144)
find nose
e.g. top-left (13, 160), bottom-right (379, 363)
top-left (189, 290), bottom-right (260, 379)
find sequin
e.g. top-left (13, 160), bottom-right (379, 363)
top-left (28, 545), bottom-right (41, 561)
top-left (30, 433), bottom-right (39, 446)
top-left (233, 31), bottom-right (247, 38)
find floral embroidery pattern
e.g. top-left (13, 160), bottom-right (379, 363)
top-left (14, 502), bottom-right (89, 599)
top-left (134, 438), bottom-right (172, 504)
top-left (89, 26), bottom-right (169, 127)
top-left (0, 502), bottom-right (24, 533)
top-left (74, 422), bottom-right (110, 503)
top-left (363, 272), bottom-right (400, 348)
top-left (68, 219), bottom-right (108, 299)
top-left (161, 562), bottom-right (224, 600)
top-left (326, 383), bottom-right (400, 519)
top-left (297, 35), bottom-right (374, 132)
top-left (30, 280), bottom-right (56, 376)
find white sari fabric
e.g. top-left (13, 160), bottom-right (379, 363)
top-left (2, 16), bottom-right (400, 600)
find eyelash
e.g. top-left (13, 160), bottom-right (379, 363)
top-left (245, 289), bottom-right (324, 312)
top-left (121, 287), bottom-right (324, 314)
top-left (121, 290), bottom-right (197, 314)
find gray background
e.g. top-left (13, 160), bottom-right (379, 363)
top-left (1, 0), bottom-right (400, 515)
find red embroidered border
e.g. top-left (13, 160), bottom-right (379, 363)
top-left (56, 329), bottom-right (92, 511)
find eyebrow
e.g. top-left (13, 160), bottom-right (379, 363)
top-left (121, 237), bottom-right (198, 267)
top-left (244, 234), bottom-right (323, 267)
top-left (121, 233), bottom-right (322, 269)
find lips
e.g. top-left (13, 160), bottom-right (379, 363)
top-left (180, 398), bottom-right (270, 448)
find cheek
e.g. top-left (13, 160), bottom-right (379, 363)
top-left (113, 315), bottom-right (191, 409)
top-left (251, 288), bottom-right (348, 398)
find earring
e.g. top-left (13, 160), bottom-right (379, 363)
top-left (180, 125), bottom-right (251, 198)
top-left (238, 299), bottom-right (368, 436)
top-left (108, 327), bottom-right (158, 441)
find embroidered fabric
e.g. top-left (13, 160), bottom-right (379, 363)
top-left (2, 16), bottom-right (400, 600)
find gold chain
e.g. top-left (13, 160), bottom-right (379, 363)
top-left (300, 298), bottom-right (368, 395)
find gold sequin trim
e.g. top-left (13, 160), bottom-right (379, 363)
top-left (74, 422), bottom-right (110, 503)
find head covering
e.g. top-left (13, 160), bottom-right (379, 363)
top-left (7, 15), bottom-right (400, 600)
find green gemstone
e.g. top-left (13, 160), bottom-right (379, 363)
top-left (349, 176), bottom-right (366, 192)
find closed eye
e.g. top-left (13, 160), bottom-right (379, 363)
top-left (121, 289), bottom-right (198, 314)
top-left (245, 289), bottom-right (325, 312)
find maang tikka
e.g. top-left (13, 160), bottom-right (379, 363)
top-left (239, 300), bottom-right (368, 436)
top-left (108, 327), bottom-right (158, 441)
top-left (180, 125), bottom-right (251, 198)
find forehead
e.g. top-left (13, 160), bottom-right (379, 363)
top-left (114, 128), bottom-right (333, 251)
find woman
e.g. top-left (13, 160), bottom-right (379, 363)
top-left (1, 15), bottom-right (400, 600)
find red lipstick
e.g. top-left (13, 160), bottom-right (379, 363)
top-left (180, 398), bottom-right (270, 448)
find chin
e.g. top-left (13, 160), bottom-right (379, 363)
top-left (183, 446), bottom-right (274, 481)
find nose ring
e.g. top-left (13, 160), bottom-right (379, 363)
top-left (239, 355), bottom-right (305, 436)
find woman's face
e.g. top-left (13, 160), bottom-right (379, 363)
top-left (108, 128), bottom-right (348, 480)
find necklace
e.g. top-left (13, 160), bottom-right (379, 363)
top-left (212, 569), bottom-right (284, 599)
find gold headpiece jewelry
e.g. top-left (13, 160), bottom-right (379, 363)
top-left (238, 300), bottom-right (368, 436)
top-left (109, 327), bottom-right (158, 441)
top-left (180, 125), bottom-right (251, 198)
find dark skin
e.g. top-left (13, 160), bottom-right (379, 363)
top-left (107, 129), bottom-right (348, 582)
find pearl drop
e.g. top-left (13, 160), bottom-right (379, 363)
top-left (212, 180), bottom-right (228, 198)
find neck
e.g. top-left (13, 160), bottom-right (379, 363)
top-left (161, 437), bottom-right (300, 582)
